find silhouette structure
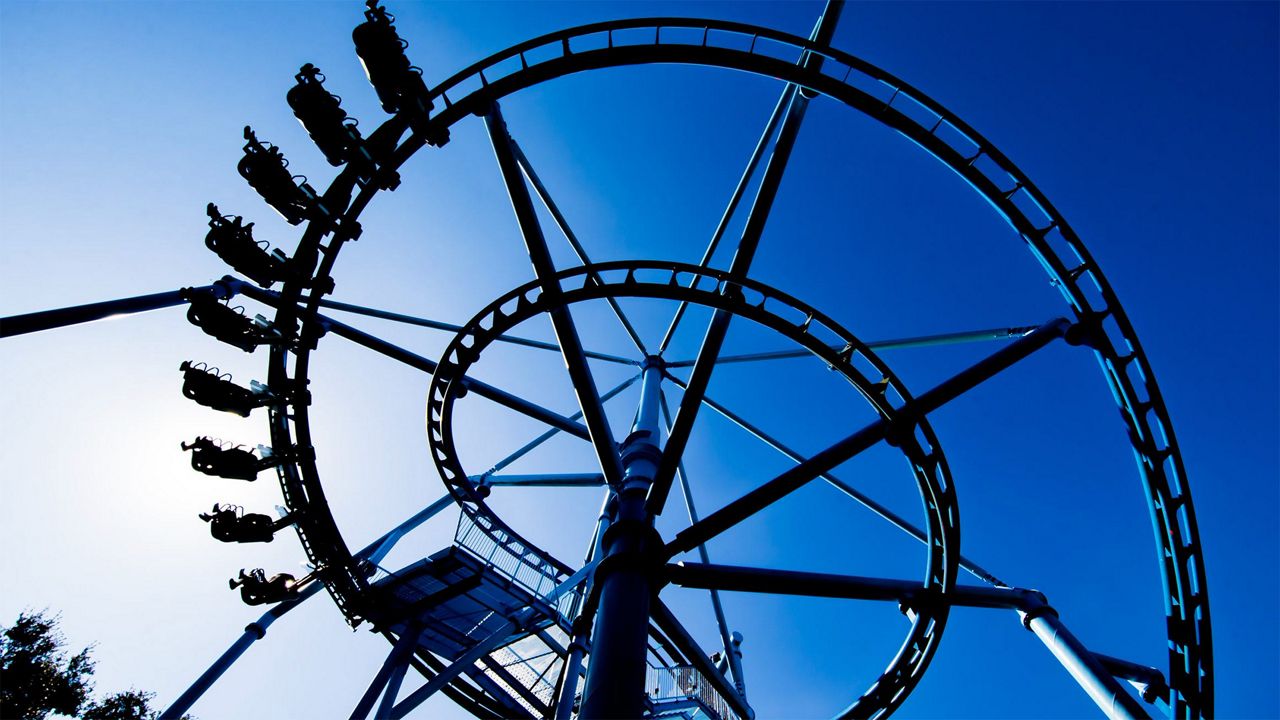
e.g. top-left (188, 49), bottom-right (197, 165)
top-left (0, 1), bottom-right (1211, 719)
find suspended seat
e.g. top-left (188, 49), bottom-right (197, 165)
top-left (230, 568), bottom-right (298, 606)
top-left (204, 204), bottom-right (293, 288)
top-left (184, 290), bottom-right (282, 353)
top-left (181, 436), bottom-right (277, 481)
top-left (179, 361), bottom-right (274, 417)
top-left (238, 126), bottom-right (320, 226)
top-left (353, 1), bottom-right (444, 145)
top-left (199, 503), bottom-right (282, 543)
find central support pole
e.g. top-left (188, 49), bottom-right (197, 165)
top-left (579, 357), bottom-right (665, 719)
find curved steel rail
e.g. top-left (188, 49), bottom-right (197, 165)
top-left (256, 16), bottom-right (1208, 717)
top-left (425, 260), bottom-right (959, 718)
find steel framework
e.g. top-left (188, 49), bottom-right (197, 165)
top-left (0, 2), bottom-right (1210, 719)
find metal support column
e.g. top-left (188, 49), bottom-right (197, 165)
top-left (553, 635), bottom-right (588, 720)
top-left (578, 358), bottom-right (665, 718)
top-left (483, 101), bottom-right (623, 486)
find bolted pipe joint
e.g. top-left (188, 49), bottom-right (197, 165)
top-left (1014, 589), bottom-right (1053, 629)
top-left (594, 521), bottom-right (667, 585)
top-left (618, 431), bottom-right (662, 493)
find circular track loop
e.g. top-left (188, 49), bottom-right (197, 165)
top-left (425, 260), bottom-right (959, 719)
top-left (262, 16), bottom-right (1209, 717)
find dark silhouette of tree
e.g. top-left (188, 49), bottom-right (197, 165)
top-left (82, 690), bottom-right (163, 720)
top-left (1, 611), bottom-right (187, 720)
top-left (0, 611), bottom-right (93, 719)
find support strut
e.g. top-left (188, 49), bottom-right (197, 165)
top-left (1, 282), bottom-right (239, 338)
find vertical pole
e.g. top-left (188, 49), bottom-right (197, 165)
top-left (553, 636), bottom-right (588, 720)
top-left (728, 632), bottom-right (746, 700)
top-left (568, 491), bottom-right (614, 621)
top-left (578, 358), bottom-right (665, 719)
top-left (1020, 604), bottom-right (1150, 720)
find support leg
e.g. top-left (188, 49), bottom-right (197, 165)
top-left (1020, 604), bottom-right (1151, 720)
top-left (350, 628), bottom-right (422, 720)
top-left (159, 585), bottom-right (319, 720)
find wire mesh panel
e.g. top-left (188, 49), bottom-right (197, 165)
top-left (481, 631), bottom-right (569, 716)
top-left (454, 510), bottom-right (580, 619)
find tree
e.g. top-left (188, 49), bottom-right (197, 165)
top-left (82, 690), bottom-right (162, 720)
top-left (0, 611), bottom-right (183, 720)
top-left (0, 611), bottom-right (93, 719)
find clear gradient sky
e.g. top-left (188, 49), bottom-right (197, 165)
top-left (1, 2), bottom-right (1276, 719)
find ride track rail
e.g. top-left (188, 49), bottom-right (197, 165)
top-left (424, 261), bottom-right (959, 717)
top-left (146, 13), bottom-right (1209, 719)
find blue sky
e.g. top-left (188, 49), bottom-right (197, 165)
top-left (0, 2), bottom-right (1275, 719)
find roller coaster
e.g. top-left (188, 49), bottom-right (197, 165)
top-left (0, 2), bottom-right (1210, 718)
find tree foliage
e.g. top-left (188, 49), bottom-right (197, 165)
top-left (82, 690), bottom-right (162, 720)
top-left (0, 611), bottom-right (181, 720)
top-left (1, 611), bottom-right (94, 719)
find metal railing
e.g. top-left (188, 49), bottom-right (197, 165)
top-left (645, 663), bottom-right (734, 720)
top-left (454, 511), bottom-right (580, 619)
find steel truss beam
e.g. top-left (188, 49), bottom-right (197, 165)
top-left (350, 627), bottom-right (423, 720)
top-left (475, 473), bottom-right (605, 488)
top-left (478, 373), bottom-right (640, 481)
top-left (659, 391), bottom-right (746, 698)
top-left (654, 84), bottom-right (793, 356)
top-left (0, 283), bottom-right (238, 338)
top-left (656, 0), bottom-right (844, 356)
top-left (397, 642), bottom-right (515, 720)
top-left (509, 140), bottom-right (649, 357)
